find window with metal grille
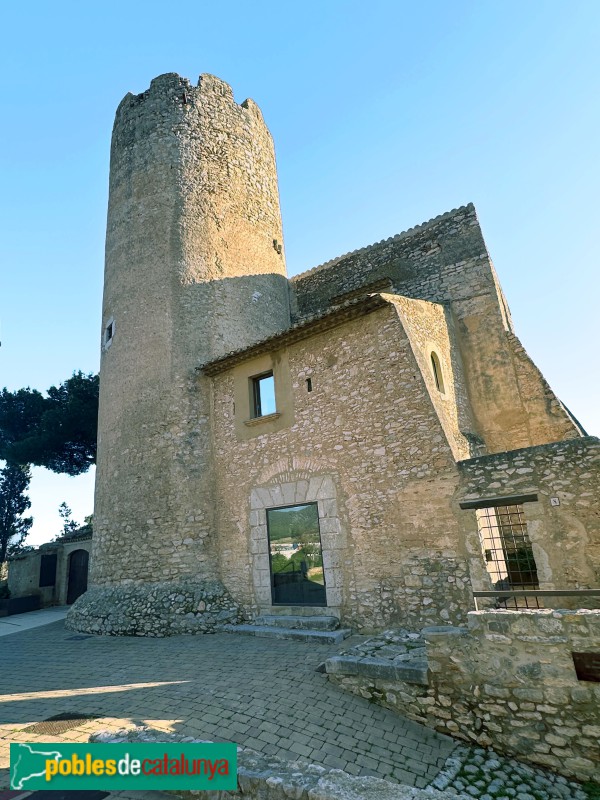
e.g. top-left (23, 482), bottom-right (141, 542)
top-left (475, 503), bottom-right (540, 609)
top-left (39, 553), bottom-right (58, 587)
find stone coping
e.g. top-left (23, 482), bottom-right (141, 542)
top-left (326, 655), bottom-right (429, 685)
top-left (325, 629), bottom-right (430, 685)
top-left (457, 434), bottom-right (600, 469)
top-left (290, 204), bottom-right (474, 283)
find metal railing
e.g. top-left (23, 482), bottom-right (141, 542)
top-left (473, 589), bottom-right (600, 611)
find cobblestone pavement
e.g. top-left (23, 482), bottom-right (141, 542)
top-left (433, 745), bottom-right (589, 799)
top-left (0, 622), bottom-right (594, 799)
top-left (0, 621), bottom-right (454, 791)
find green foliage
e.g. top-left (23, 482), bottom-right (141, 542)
top-left (79, 513), bottom-right (94, 536)
top-left (0, 371), bottom-right (98, 475)
top-left (0, 462), bottom-right (33, 564)
top-left (270, 553), bottom-right (288, 573)
top-left (55, 505), bottom-right (93, 541)
top-left (270, 546), bottom-right (323, 575)
top-left (267, 504), bottom-right (319, 542)
top-left (58, 502), bottom-right (78, 538)
top-left (583, 781), bottom-right (600, 800)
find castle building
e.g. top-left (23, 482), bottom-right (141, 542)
top-left (68, 73), bottom-right (599, 637)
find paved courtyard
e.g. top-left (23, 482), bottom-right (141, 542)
top-left (0, 620), bottom-right (455, 792)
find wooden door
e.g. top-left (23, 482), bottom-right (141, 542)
top-left (67, 549), bottom-right (89, 604)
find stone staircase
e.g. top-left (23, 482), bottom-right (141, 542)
top-left (223, 614), bottom-right (352, 644)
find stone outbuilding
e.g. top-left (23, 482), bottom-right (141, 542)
top-left (8, 529), bottom-right (91, 608)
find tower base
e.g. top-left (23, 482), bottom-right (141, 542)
top-left (66, 580), bottom-right (244, 637)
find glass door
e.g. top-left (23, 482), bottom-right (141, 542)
top-left (267, 503), bottom-right (326, 606)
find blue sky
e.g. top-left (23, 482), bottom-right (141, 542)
top-left (1, 1), bottom-right (599, 545)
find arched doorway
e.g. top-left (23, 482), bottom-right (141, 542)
top-left (67, 549), bottom-right (89, 605)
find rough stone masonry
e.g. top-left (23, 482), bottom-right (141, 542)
top-left (69, 71), bottom-right (598, 640)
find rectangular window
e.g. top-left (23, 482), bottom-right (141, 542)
top-left (572, 652), bottom-right (600, 683)
top-left (251, 372), bottom-right (276, 418)
top-left (266, 503), bottom-right (326, 606)
top-left (475, 503), bottom-right (540, 609)
top-left (39, 553), bottom-right (58, 588)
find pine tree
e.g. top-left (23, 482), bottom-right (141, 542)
top-left (0, 463), bottom-right (33, 564)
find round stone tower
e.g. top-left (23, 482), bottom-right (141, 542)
top-left (68, 73), bottom-right (290, 635)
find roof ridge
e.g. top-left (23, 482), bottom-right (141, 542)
top-left (290, 203), bottom-right (475, 283)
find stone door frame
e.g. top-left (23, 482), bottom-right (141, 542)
top-left (249, 475), bottom-right (344, 612)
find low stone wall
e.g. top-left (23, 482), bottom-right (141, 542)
top-left (427, 611), bottom-right (600, 780)
top-left (346, 553), bottom-right (473, 633)
top-left (457, 437), bottom-right (600, 599)
top-left (90, 727), bottom-right (468, 800)
top-left (327, 630), bottom-right (430, 724)
top-left (66, 580), bottom-right (244, 636)
top-left (328, 669), bottom-right (431, 732)
top-left (328, 611), bottom-right (600, 782)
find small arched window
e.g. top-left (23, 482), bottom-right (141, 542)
top-left (430, 351), bottom-right (445, 394)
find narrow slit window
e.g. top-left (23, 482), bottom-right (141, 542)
top-left (306, 378), bottom-right (312, 393)
top-left (430, 351), bottom-right (445, 393)
top-left (103, 318), bottom-right (115, 349)
top-left (252, 372), bottom-right (276, 418)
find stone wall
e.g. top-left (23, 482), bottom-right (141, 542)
top-left (8, 538), bottom-right (92, 607)
top-left (506, 332), bottom-right (585, 442)
top-left (210, 296), bottom-right (596, 633)
top-left (427, 612), bottom-right (600, 781)
top-left (347, 554), bottom-right (472, 633)
top-left (330, 611), bottom-right (600, 782)
top-left (290, 204), bottom-right (580, 454)
top-left (9, 549), bottom-right (54, 605)
top-left (458, 437), bottom-right (600, 599)
top-left (66, 580), bottom-right (243, 636)
top-left (390, 295), bottom-right (479, 461)
top-left (211, 304), bottom-right (473, 630)
top-left (289, 205), bottom-right (490, 322)
top-left (88, 72), bottom-right (290, 633)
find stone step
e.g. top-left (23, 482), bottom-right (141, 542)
top-left (254, 614), bottom-right (340, 631)
top-left (325, 654), bottom-right (429, 685)
top-left (222, 623), bottom-right (352, 644)
top-left (259, 605), bottom-right (338, 618)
